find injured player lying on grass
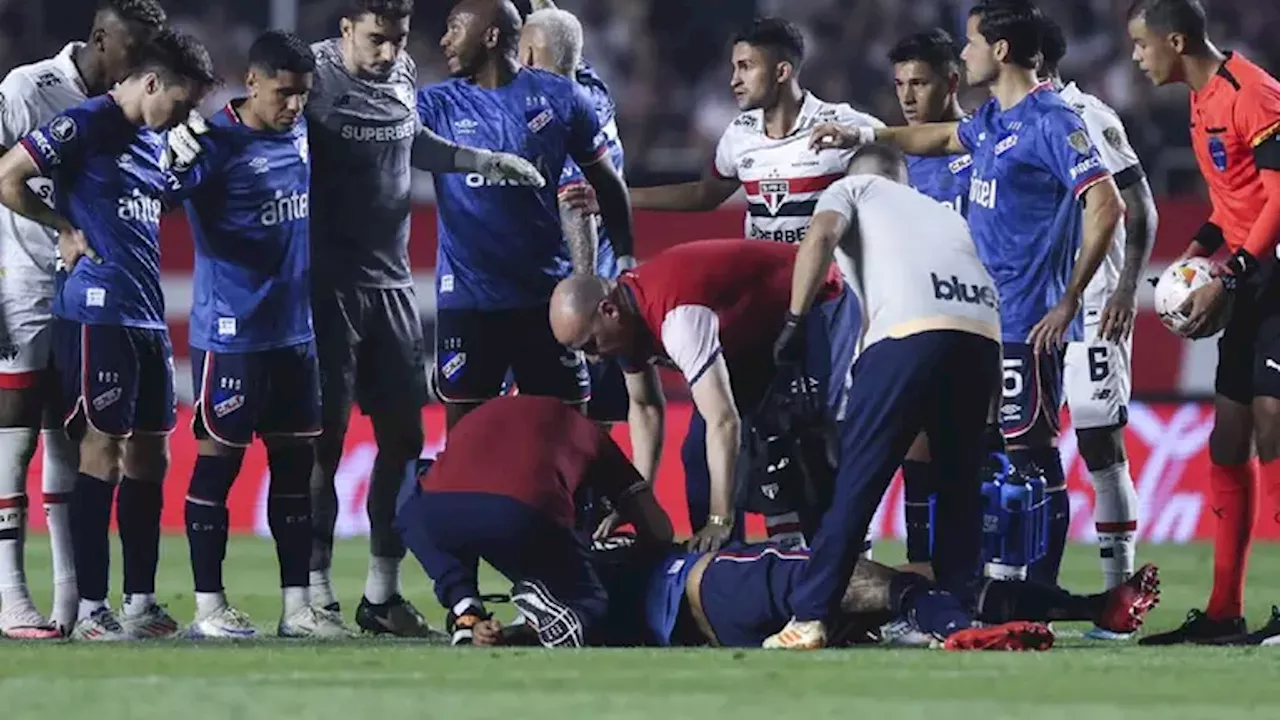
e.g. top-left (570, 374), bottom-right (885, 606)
top-left (463, 537), bottom-right (1161, 650)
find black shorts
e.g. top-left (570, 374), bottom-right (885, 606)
top-left (191, 342), bottom-right (322, 448)
top-left (433, 305), bottom-right (589, 405)
top-left (51, 320), bottom-right (176, 438)
top-left (1215, 267), bottom-right (1280, 403)
top-left (998, 342), bottom-right (1064, 447)
top-left (312, 286), bottom-right (428, 419)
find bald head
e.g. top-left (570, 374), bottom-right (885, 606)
top-left (452, 0), bottom-right (522, 55)
top-left (847, 142), bottom-right (909, 184)
top-left (550, 274), bottom-right (610, 347)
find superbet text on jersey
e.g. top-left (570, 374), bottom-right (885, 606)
top-left (714, 93), bottom-right (882, 244)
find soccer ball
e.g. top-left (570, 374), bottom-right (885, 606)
top-left (1153, 257), bottom-right (1231, 337)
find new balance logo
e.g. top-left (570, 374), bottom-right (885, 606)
top-left (931, 273), bottom-right (998, 309)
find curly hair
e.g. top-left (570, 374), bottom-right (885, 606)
top-left (98, 0), bottom-right (167, 31)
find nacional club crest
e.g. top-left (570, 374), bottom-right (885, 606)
top-left (759, 179), bottom-right (790, 215)
top-left (1066, 129), bottom-right (1092, 155)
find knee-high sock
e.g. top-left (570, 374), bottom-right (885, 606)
top-left (1206, 461), bottom-right (1256, 620)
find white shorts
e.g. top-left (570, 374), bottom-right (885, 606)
top-left (0, 275), bottom-right (54, 384)
top-left (1064, 315), bottom-right (1133, 431)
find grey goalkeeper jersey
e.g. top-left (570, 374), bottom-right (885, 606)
top-left (306, 39), bottom-right (419, 288)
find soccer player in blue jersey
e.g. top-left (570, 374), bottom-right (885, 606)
top-left (168, 31), bottom-right (351, 640)
top-left (810, 0), bottom-right (1126, 586)
top-left (0, 29), bottom-right (216, 641)
top-left (303, 0), bottom-right (541, 637)
top-left (422, 0), bottom-right (634, 431)
top-left (518, 4), bottom-right (633, 441)
top-left (886, 28), bottom-right (974, 582)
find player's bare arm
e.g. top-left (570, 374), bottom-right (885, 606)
top-left (558, 192), bottom-right (598, 274)
top-left (0, 144), bottom-right (96, 267)
top-left (810, 121), bottom-right (964, 157)
top-left (788, 210), bottom-right (849, 317)
top-left (613, 485), bottom-right (674, 546)
top-left (623, 367), bottom-right (665, 486)
top-left (628, 165), bottom-right (740, 212)
top-left (579, 155), bottom-right (635, 264)
top-left (1029, 177), bottom-right (1125, 354)
top-left (687, 355), bottom-right (740, 554)
top-left (1101, 176), bottom-right (1159, 342)
top-left (1182, 169), bottom-right (1280, 337)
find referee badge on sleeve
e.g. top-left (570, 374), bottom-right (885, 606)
top-left (1103, 127), bottom-right (1126, 152)
top-left (1067, 129), bottom-right (1092, 155)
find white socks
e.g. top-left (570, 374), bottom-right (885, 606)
top-left (42, 429), bottom-right (78, 628)
top-left (195, 591), bottom-right (227, 619)
top-left (0, 428), bottom-right (37, 611)
top-left (1089, 460), bottom-right (1138, 589)
top-left (364, 556), bottom-right (400, 605)
top-left (309, 569), bottom-right (336, 608)
top-left (282, 586), bottom-right (309, 616)
top-left (122, 593), bottom-right (156, 617)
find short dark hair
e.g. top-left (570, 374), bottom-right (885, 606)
top-left (130, 29), bottom-right (219, 87)
top-left (733, 17), bottom-right (806, 68)
top-left (887, 28), bottom-right (960, 75)
top-left (1127, 0), bottom-right (1209, 39)
top-left (341, 0), bottom-right (414, 21)
top-left (98, 0), bottom-right (167, 31)
top-left (249, 30), bottom-right (316, 76)
top-left (969, 0), bottom-right (1044, 69)
top-left (849, 143), bottom-right (907, 175)
top-left (1039, 16), bottom-right (1067, 75)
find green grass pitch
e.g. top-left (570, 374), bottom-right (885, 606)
top-left (2, 538), bottom-right (1278, 719)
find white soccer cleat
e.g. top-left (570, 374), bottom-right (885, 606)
top-left (879, 618), bottom-right (937, 647)
top-left (763, 618), bottom-right (827, 650)
top-left (278, 605), bottom-right (356, 639)
top-left (119, 604), bottom-right (180, 640)
top-left (0, 603), bottom-right (62, 640)
top-left (70, 607), bottom-right (130, 642)
top-left (186, 605), bottom-right (257, 640)
top-left (1083, 626), bottom-right (1134, 641)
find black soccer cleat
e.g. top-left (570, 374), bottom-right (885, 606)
top-left (356, 594), bottom-right (444, 639)
top-left (511, 579), bottom-right (587, 648)
top-left (1138, 608), bottom-right (1246, 646)
top-left (1205, 605), bottom-right (1280, 646)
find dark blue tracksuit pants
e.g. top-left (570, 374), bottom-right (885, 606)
top-left (790, 330), bottom-right (1000, 623)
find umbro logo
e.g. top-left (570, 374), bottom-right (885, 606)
top-left (334, 94), bottom-right (351, 108)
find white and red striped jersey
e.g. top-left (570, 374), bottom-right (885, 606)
top-left (713, 92), bottom-right (883, 243)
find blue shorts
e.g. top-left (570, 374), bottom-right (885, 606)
top-left (999, 342), bottom-right (1064, 446)
top-left (395, 485), bottom-right (606, 627)
top-left (191, 342), bottom-right (322, 448)
top-left (52, 319), bottom-right (176, 438)
top-left (434, 305), bottom-right (590, 405)
top-left (700, 544), bottom-right (810, 647)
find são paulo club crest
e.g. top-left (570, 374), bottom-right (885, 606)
top-left (759, 179), bottom-right (790, 215)
top-left (1208, 135), bottom-right (1228, 172)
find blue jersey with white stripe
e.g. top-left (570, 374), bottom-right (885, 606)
top-left (957, 84), bottom-right (1111, 343)
top-left (559, 60), bottom-right (623, 278)
top-left (21, 94), bottom-right (170, 329)
top-left (642, 549), bottom-right (701, 647)
top-left (907, 152), bottom-right (971, 217)
top-left (177, 102), bottom-right (314, 353)
top-left (417, 68), bottom-right (607, 309)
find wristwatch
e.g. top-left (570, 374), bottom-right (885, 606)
top-left (706, 514), bottom-right (734, 528)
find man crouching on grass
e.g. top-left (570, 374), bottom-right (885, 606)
top-left (394, 394), bottom-right (672, 648)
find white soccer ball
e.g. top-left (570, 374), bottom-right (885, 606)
top-left (1153, 256), bottom-right (1230, 337)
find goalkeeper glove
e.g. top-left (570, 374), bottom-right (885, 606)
top-left (160, 110), bottom-right (209, 173)
top-left (475, 150), bottom-right (546, 188)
